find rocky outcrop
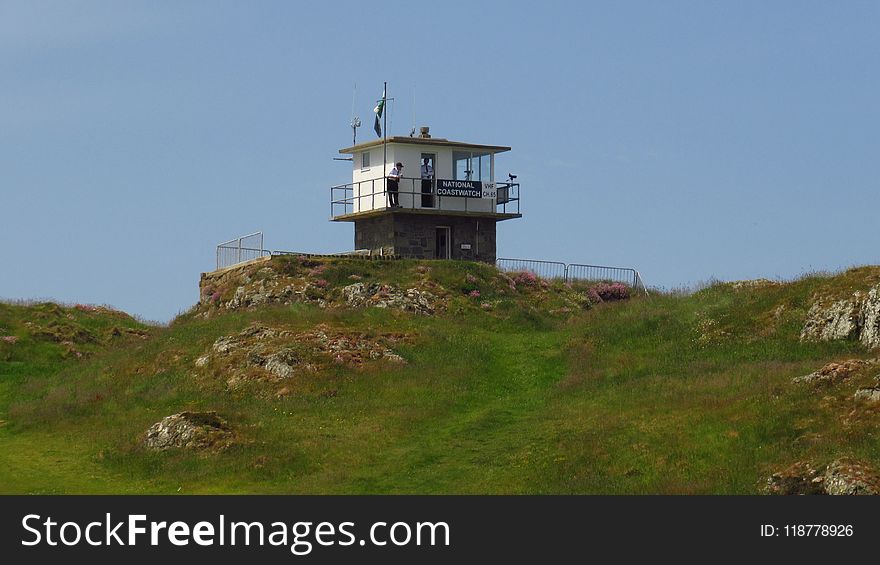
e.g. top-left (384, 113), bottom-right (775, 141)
top-left (853, 386), bottom-right (880, 403)
top-left (823, 459), bottom-right (880, 495)
top-left (144, 412), bottom-right (232, 451)
top-left (195, 323), bottom-right (409, 390)
top-left (862, 286), bottom-right (880, 349)
top-left (764, 458), bottom-right (880, 495)
top-left (764, 461), bottom-right (826, 495)
top-left (729, 279), bottom-right (780, 291)
top-left (801, 284), bottom-right (880, 349)
top-left (198, 260), bottom-right (443, 315)
top-left (341, 283), bottom-right (439, 315)
top-left (791, 359), bottom-right (875, 385)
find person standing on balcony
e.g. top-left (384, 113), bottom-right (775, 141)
top-left (387, 162), bottom-right (403, 207)
top-left (420, 157), bottom-right (434, 208)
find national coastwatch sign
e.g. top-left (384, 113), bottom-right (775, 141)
top-left (436, 180), bottom-right (495, 199)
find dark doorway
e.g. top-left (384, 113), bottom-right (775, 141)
top-left (420, 153), bottom-right (436, 208)
top-left (435, 226), bottom-right (450, 259)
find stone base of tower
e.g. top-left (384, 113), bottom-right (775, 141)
top-left (354, 214), bottom-right (497, 262)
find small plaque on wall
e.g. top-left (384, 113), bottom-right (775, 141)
top-left (461, 243), bottom-right (472, 250)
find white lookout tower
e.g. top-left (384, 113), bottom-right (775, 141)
top-left (329, 126), bottom-right (521, 262)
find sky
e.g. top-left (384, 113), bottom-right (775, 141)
top-left (1, 1), bottom-right (878, 322)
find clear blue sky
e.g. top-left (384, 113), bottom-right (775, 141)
top-left (2, 1), bottom-right (878, 322)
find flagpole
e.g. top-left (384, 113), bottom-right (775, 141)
top-left (383, 81), bottom-right (387, 191)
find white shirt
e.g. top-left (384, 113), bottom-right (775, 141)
top-left (388, 166), bottom-right (401, 179)
top-left (420, 164), bottom-right (434, 179)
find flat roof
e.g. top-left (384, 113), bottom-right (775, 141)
top-left (339, 136), bottom-right (511, 154)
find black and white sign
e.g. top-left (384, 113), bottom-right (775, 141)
top-left (436, 180), bottom-right (482, 198)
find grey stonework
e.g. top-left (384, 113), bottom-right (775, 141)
top-left (354, 213), bottom-right (497, 262)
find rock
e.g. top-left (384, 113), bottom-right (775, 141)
top-left (764, 459), bottom-right (880, 495)
top-left (144, 412), bottom-right (232, 451)
top-left (275, 387), bottom-right (290, 398)
top-left (824, 459), bottom-right (880, 495)
top-left (853, 386), bottom-right (880, 403)
top-left (730, 279), bottom-right (779, 290)
top-left (801, 284), bottom-right (880, 349)
top-left (801, 298), bottom-right (862, 342)
top-left (342, 282), bottom-right (438, 314)
top-left (263, 349), bottom-right (300, 379)
top-left (792, 359), bottom-right (873, 385)
top-left (764, 461), bottom-right (826, 495)
top-left (0, 336), bottom-right (17, 344)
top-left (861, 287), bottom-right (880, 349)
top-left (195, 323), bottom-right (409, 390)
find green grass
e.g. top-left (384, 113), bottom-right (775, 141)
top-left (1, 263), bottom-right (878, 494)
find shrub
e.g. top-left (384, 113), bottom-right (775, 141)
top-left (512, 271), bottom-right (539, 287)
top-left (315, 279), bottom-right (329, 289)
top-left (590, 282), bottom-right (630, 302)
top-left (468, 290), bottom-right (481, 298)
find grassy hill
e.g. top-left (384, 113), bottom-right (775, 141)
top-left (1, 257), bottom-right (879, 494)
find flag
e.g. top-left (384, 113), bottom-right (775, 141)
top-left (373, 88), bottom-right (385, 137)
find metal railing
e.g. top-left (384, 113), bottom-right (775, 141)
top-left (330, 176), bottom-right (520, 218)
top-left (494, 258), bottom-right (568, 279)
top-left (216, 232), bottom-right (269, 270)
top-left (497, 258), bottom-right (649, 295)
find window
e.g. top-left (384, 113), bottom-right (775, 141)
top-left (361, 151), bottom-right (371, 171)
top-left (453, 151), bottom-right (493, 181)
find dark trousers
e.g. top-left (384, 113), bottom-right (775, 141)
top-left (387, 179), bottom-right (399, 207)
top-left (421, 179), bottom-right (434, 207)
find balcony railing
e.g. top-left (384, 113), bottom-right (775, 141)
top-left (330, 176), bottom-right (520, 219)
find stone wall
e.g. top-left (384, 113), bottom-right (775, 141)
top-left (353, 215), bottom-right (395, 256)
top-left (354, 213), bottom-right (497, 262)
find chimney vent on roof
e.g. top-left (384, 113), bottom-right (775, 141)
top-left (419, 126), bottom-right (431, 139)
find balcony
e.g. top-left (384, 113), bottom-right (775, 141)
top-left (330, 176), bottom-right (521, 222)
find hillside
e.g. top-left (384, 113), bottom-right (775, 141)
top-left (1, 257), bottom-right (879, 494)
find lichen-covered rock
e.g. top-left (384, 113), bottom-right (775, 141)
top-left (764, 459), bottom-right (880, 495)
top-left (861, 286), bottom-right (880, 349)
top-left (730, 279), bottom-right (780, 291)
top-left (195, 323), bottom-right (410, 390)
top-left (341, 282), bottom-right (439, 314)
top-left (801, 298), bottom-right (862, 342)
top-left (763, 461), bottom-right (826, 495)
top-left (823, 459), bottom-right (880, 495)
top-left (853, 386), bottom-right (880, 403)
top-left (801, 284), bottom-right (880, 349)
top-left (791, 359), bottom-right (873, 385)
top-left (144, 412), bottom-right (232, 451)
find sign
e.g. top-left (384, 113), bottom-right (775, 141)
top-left (482, 182), bottom-right (496, 199)
top-left (461, 243), bottom-right (472, 250)
top-left (436, 179), bottom-right (482, 198)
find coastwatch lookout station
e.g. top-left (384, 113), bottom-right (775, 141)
top-left (329, 126), bottom-right (521, 262)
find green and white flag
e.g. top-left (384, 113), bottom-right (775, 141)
top-left (373, 88), bottom-right (385, 137)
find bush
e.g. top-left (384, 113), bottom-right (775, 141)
top-left (590, 282), bottom-right (630, 302)
top-left (512, 271), bottom-right (539, 287)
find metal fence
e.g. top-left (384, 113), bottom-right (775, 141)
top-left (216, 232), bottom-right (269, 270)
top-left (497, 258), bottom-right (648, 295)
top-left (213, 234), bottom-right (647, 295)
top-left (494, 258), bottom-right (567, 279)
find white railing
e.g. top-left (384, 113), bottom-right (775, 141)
top-left (216, 232), bottom-right (268, 270)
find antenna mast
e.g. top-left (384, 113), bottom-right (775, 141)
top-left (410, 87), bottom-right (416, 137)
top-left (350, 83), bottom-right (361, 145)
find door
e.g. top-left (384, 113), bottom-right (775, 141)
top-left (435, 226), bottom-right (451, 259)
top-left (420, 153), bottom-right (436, 208)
